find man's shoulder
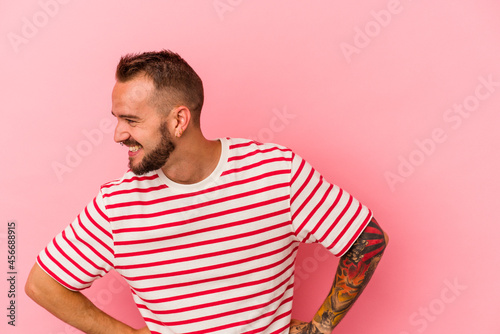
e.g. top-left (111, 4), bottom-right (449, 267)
top-left (223, 138), bottom-right (295, 176)
top-left (98, 170), bottom-right (162, 196)
top-left (227, 137), bottom-right (293, 156)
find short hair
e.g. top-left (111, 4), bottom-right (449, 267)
top-left (116, 50), bottom-right (204, 126)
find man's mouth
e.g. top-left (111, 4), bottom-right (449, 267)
top-left (128, 145), bottom-right (142, 152)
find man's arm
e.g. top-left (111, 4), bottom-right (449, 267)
top-left (289, 218), bottom-right (388, 333)
top-left (25, 263), bottom-right (150, 334)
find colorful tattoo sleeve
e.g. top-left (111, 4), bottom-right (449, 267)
top-left (290, 218), bottom-right (388, 334)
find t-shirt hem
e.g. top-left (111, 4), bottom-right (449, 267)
top-left (335, 209), bottom-right (373, 257)
top-left (36, 256), bottom-right (86, 292)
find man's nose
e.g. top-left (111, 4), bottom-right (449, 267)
top-left (114, 121), bottom-right (129, 143)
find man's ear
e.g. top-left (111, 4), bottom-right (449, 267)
top-left (172, 106), bottom-right (191, 138)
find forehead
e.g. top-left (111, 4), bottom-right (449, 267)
top-left (111, 76), bottom-right (156, 116)
top-left (112, 75), bottom-right (155, 105)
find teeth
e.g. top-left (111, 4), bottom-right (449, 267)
top-left (129, 145), bottom-right (141, 152)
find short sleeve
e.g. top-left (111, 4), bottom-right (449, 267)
top-left (290, 153), bottom-right (373, 257)
top-left (37, 191), bottom-right (115, 291)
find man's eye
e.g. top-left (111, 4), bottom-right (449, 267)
top-left (126, 119), bottom-right (137, 125)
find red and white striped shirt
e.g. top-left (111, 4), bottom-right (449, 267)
top-left (38, 138), bottom-right (372, 334)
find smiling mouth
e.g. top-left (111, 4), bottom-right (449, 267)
top-left (128, 145), bottom-right (142, 152)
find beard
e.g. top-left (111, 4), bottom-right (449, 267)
top-left (126, 122), bottom-right (175, 175)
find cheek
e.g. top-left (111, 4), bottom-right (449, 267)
top-left (141, 133), bottom-right (161, 149)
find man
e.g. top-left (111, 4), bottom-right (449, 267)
top-left (26, 50), bottom-right (388, 334)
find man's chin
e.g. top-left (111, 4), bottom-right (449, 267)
top-left (130, 168), bottom-right (146, 176)
top-left (129, 160), bottom-right (146, 175)
top-left (129, 160), bottom-right (162, 176)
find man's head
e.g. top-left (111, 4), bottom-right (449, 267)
top-left (112, 50), bottom-right (203, 175)
top-left (115, 50), bottom-right (204, 126)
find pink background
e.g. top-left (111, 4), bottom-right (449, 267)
top-left (1, 1), bottom-right (499, 333)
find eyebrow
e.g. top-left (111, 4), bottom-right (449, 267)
top-left (111, 110), bottom-right (141, 120)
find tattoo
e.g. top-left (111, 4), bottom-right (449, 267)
top-left (312, 218), bottom-right (387, 331)
top-left (290, 322), bottom-right (322, 334)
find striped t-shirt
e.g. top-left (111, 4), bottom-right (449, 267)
top-left (38, 138), bottom-right (372, 334)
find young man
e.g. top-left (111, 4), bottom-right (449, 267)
top-left (26, 50), bottom-right (388, 334)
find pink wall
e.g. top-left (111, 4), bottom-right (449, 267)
top-left (2, 1), bottom-right (499, 333)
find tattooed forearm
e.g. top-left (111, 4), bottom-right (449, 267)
top-left (311, 218), bottom-right (388, 332)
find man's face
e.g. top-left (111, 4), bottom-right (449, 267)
top-left (111, 76), bottom-right (175, 175)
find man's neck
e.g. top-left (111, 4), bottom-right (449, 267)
top-left (161, 136), bottom-right (221, 185)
